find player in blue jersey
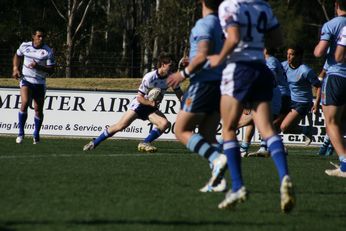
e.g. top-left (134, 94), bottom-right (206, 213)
top-left (208, 0), bottom-right (294, 212)
top-left (280, 45), bottom-right (321, 146)
top-left (12, 27), bottom-right (55, 144)
top-left (314, 0), bottom-right (346, 177)
top-left (167, 0), bottom-right (227, 193)
top-left (83, 52), bottom-right (183, 152)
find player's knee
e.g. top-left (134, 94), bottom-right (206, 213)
top-left (162, 120), bottom-right (170, 131)
top-left (280, 124), bottom-right (288, 133)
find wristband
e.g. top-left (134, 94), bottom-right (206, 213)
top-left (181, 67), bottom-right (190, 78)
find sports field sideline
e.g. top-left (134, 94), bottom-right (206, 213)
top-left (0, 136), bottom-right (345, 231)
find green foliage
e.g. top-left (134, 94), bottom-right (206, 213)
top-left (0, 0), bottom-right (338, 77)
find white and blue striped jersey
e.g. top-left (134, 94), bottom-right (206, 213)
top-left (320, 16), bottom-right (346, 78)
top-left (129, 70), bottom-right (179, 110)
top-left (189, 13), bottom-right (224, 82)
top-left (266, 56), bottom-right (290, 96)
top-left (281, 61), bottom-right (320, 103)
top-left (16, 41), bottom-right (55, 84)
top-left (218, 0), bottom-right (279, 62)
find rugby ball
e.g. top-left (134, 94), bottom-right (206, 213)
top-left (147, 88), bottom-right (163, 102)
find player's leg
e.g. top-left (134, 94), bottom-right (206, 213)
top-left (273, 95), bottom-right (291, 132)
top-left (321, 75), bottom-right (346, 176)
top-left (175, 111), bottom-right (225, 168)
top-left (237, 111), bottom-right (255, 156)
top-left (137, 110), bottom-right (170, 152)
top-left (83, 110), bottom-right (138, 151)
top-left (323, 105), bottom-right (346, 175)
top-left (16, 83), bottom-right (31, 143)
top-left (32, 84), bottom-right (46, 144)
top-left (218, 95), bottom-right (247, 209)
top-left (240, 123), bottom-right (255, 157)
top-left (146, 110), bottom-right (170, 142)
top-left (197, 111), bottom-right (227, 192)
top-left (281, 102), bottom-right (313, 145)
top-left (279, 109), bottom-right (303, 134)
top-left (252, 101), bottom-right (294, 212)
top-left (221, 95), bottom-right (244, 192)
top-left (253, 87), bottom-right (283, 156)
top-left (318, 134), bottom-right (332, 156)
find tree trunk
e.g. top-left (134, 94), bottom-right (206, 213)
top-left (65, 0), bottom-right (73, 78)
top-left (152, 0), bottom-right (160, 65)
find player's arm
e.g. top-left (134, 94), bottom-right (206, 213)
top-left (313, 68), bottom-right (325, 112)
top-left (314, 40), bottom-right (329, 58)
top-left (12, 54), bottom-right (22, 80)
top-left (308, 70), bottom-right (322, 113)
top-left (167, 40), bottom-right (210, 88)
top-left (209, 26), bottom-right (239, 68)
top-left (28, 61), bottom-right (55, 74)
top-left (136, 92), bottom-right (156, 107)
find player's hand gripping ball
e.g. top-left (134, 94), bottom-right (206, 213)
top-left (147, 88), bottom-right (163, 102)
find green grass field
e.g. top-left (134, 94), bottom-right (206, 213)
top-left (0, 136), bottom-right (345, 231)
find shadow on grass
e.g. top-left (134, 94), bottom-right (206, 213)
top-left (1, 219), bottom-right (283, 228)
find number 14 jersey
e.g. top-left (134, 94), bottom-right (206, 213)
top-left (219, 0), bottom-right (279, 62)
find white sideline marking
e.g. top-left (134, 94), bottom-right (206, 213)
top-left (0, 153), bottom-right (184, 159)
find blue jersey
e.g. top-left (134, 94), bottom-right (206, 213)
top-left (219, 0), bottom-right (279, 62)
top-left (320, 16), bottom-right (346, 78)
top-left (189, 13), bottom-right (224, 83)
top-left (281, 61), bottom-right (320, 103)
top-left (266, 56), bottom-right (290, 96)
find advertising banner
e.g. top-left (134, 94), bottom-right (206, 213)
top-left (0, 87), bottom-right (327, 145)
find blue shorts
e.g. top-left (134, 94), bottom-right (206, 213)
top-left (221, 62), bottom-right (274, 105)
top-left (182, 81), bottom-right (221, 113)
top-left (271, 86), bottom-right (282, 116)
top-left (290, 100), bottom-right (312, 116)
top-left (322, 75), bottom-right (346, 106)
top-left (20, 79), bottom-right (46, 100)
top-left (280, 95), bottom-right (291, 115)
top-left (134, 104), bottom-right (158, 120)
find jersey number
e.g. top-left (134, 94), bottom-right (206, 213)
top-left (244, 11), bottom-right (268, 42)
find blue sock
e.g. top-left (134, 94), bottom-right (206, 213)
top-left (240, 141), bottom-right (250, 153)
top-left (223, 140), bottom-right (243, 192)
top-left (18, 111), bottom-right (28, 137)
top-left (321, 135), bottom-right (331, 148)
top-left (93, 129), bottom-right (112, 147)
top-left (267, 135), bottom-right (288, 182)
top-left (260, 140), bottom-right (267, 150)
top-left (186, 133), bottom-right (219, 162)
top-left (33, 116), bottom-right (43, 139)
top-left (339, 156), bottom-right (346, 172)
top-left (144, 128), bottom-right (162, 143)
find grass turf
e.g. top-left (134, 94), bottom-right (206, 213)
top-left (0, 136), bottom-right (345, 231)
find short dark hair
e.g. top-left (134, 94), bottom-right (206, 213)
top-left (32, 27), bottom-right (46, 36)
top-left (287, 44), bottom-right (304, 57)
top-left (157, 52), bottom-right (172, 67)
top-left (204, 0), bottom-right (223, 11)
top-left (337, 0), bottom-right (346, 11)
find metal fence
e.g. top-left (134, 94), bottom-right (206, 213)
top-left (0, 49), bottom-right (326, 78)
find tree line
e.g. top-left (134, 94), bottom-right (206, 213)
top-left (0, 0), bottom-right (335, 78)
